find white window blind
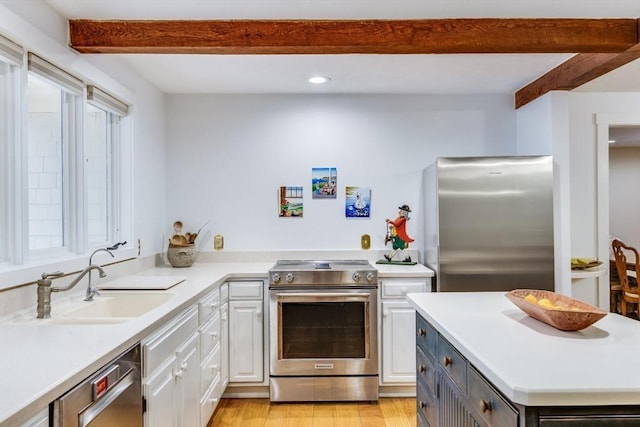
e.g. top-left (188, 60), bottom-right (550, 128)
top-left (27, 53), bottom-right (83, 95)
top-left (87, 85), bottom-right (129, 116)
top-left (0, 34), bottom-right (23, 66)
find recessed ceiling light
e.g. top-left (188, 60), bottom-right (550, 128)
top-left (307, 76), bottom-right (331, 84)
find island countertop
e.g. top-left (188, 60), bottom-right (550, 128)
top-left (407, 291), bottom-right (640, 407)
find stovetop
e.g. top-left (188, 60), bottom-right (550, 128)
top-left (269, 259), bottom-right (378, 287)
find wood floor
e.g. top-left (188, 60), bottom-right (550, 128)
top-left (208, 397), bottom-right (416, 427)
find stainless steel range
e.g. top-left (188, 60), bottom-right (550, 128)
top-left (269, 260), bottom-right (379, 402)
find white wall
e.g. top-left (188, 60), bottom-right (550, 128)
top-left (166, 94), bottom-right (517, 254)
top-left (568, 92), bottom-right (640, 307)
top-left (609, 146), bottom-right (640, 247)
top-left (516, 92), bottom-right (572, 296)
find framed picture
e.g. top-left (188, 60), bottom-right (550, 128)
top-left (279, 186), bottom-right (303, 217)
top-left (345, 186), bottom-right (371, 218)
top-left (312, 167), bottom-right (337, 199)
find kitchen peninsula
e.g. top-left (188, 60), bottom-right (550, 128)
top-left (0, 259), bottom-right (432, 427)
top-left (408, 292), bottom-right (640, 426)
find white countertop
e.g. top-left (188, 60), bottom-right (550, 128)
top-left (407, 292), bottom-right (640, 407)
top-left (0, 260), bottom-right (432, 426)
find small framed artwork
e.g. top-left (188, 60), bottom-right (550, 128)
top-left (279, 186), bottom-right (303, 217)
top-left (345, 186), bottom-right (371, 218)
top-left (312, 167), bottom-right (337, 199)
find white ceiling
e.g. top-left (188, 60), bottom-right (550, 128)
top-left (44, 0), bottom-right (640, 95)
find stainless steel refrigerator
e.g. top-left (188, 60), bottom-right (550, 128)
top-left (423, 156), bottom-right (555, 292)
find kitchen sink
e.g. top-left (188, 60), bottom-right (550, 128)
top-left (7, 291), bottom-right (176, 325)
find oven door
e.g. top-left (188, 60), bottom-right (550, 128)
top-left (269, 287), bottom-right (378, 377)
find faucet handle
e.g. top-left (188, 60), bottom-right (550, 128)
top-left (41, 271), bottom-right (64, 279)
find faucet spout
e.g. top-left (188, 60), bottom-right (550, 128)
top-left (51, 265), bottom-right (106, 293)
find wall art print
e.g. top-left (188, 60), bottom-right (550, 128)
top-left (279, 186), bottom-right (303, 217)
top-left (312, 167), bottom-right (337, 199)
top-left (345, 186), bottom-right (371, 218)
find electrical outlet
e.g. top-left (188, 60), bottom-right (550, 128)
top-left (361, 234), bottom-right (371, 250)
top-left (214, 234), bottom-right (224, 251)
top-left (137, 238), bottom-right (141, 256)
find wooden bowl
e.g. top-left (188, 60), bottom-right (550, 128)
top-left (505, 289), bottom-right (607, 331)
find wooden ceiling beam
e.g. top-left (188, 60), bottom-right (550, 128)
top-left (68, 18), bottom-right (638, 54)
top-left (516, 19), bottom-right (640, 108)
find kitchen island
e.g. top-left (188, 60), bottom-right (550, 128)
top-left (407, 292), bottom-right (640, 426)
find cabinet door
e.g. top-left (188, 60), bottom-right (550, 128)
top-left (381, 300), bottom-right (418, 383)
top-left (177, 333), bottom-right (200, 427)
top-left (220, 301), bottom-right (229, 389)
top-left (229, 300), bottom-right (263, 382)
top-left (438, 370), bottom-right (483, 427)
top-left (144, 356), bottom-right (178, 427)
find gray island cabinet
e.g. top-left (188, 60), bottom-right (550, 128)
top-left (408, 292), bottom-right (640, 427)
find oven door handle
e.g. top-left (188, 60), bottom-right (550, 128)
top-left (275, 292), bottom-right (371, 298)
top-left (78, 368), bottom-right (135, 427)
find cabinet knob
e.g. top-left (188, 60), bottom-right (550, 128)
top-left (419, 401), bottom-right (427, 409)
top-left (418, 364), bottom-right (426, 373)
top-left (181, 362), bottom-right (188, 371)
top-left (480, 400), bottom-right (493, 413)
top-left (418, 328), bottom-right (426, 337)
top-left (174, 368), bottom-right (183, 379)
top-left (442, 356), bottom-right (452, 367)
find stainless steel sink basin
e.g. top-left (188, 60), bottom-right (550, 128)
top-left (7, 291), bottom-right (176, 325)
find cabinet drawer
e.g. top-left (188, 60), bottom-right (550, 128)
top-left (381, 279), bottom-right (428, 298)
top-left (417, 345), bottom-right (436, 393)
top-left (417, 377), bottom-right (437, 427)
top-left (200, 376), bottom-right (221, 427)
top-left (143, 307), bottom-right (198, 376)
top-left (198, 288), bottom-right (220, 324)
top-left (468, 366), bottom-right (518, 427)
top-left (437, 334), bottom-right (467, 394)
top-left (200, 344), bottom-right (221, 396)
top-left (199, 311), bottom-right (221, 359)
top-left (416, 314), bottom-right (437, 360)
top-left (229, 281), bottom-right (263, 300)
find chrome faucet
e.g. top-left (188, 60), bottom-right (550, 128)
top-left (85, 248), bottom-right (114, 301)
top-left (36, 265), bottom-right (106, 319)
top-left (35, 241), bottom-right (127, 318)
top-left (85, 242), bottom-right (126, 301)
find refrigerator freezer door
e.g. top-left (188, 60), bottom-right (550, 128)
top-left (434, 156), bottom-right (554, 292)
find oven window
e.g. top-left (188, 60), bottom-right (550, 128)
top-left (280, 302), bottom-right (367, 359)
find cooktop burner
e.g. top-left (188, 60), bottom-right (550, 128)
top-left (269, 259), bottom-right (378, 287)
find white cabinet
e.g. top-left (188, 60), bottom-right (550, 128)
top-left (228, 281), bottom-right (264, 383)
top-left (198, 286), bottom-right (224, 427)
top-left (142, 306), bottom-right (199, 427)
top-left (379, 278), bottom-right (429, 385)
top-left (220, 283), bottom-right (229, 390)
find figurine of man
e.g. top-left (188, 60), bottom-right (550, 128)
top-left (384, 204), bottom-right (414, 263)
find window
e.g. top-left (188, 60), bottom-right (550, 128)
top-left (85, 103), bottom-right (110, 244)
top-left (26, 54), bottom-right (84, 254)
top-left (27, 73), bottom-right (66, 250)
top-left (0, 34), bottom-right (24, 265)
top-left (0, 41), bottom-right (131, 273)
top-left (86, 85), bottom-right (129, 249)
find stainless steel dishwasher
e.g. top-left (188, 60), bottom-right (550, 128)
top-left (53, 343), bottom-right (142, 427)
